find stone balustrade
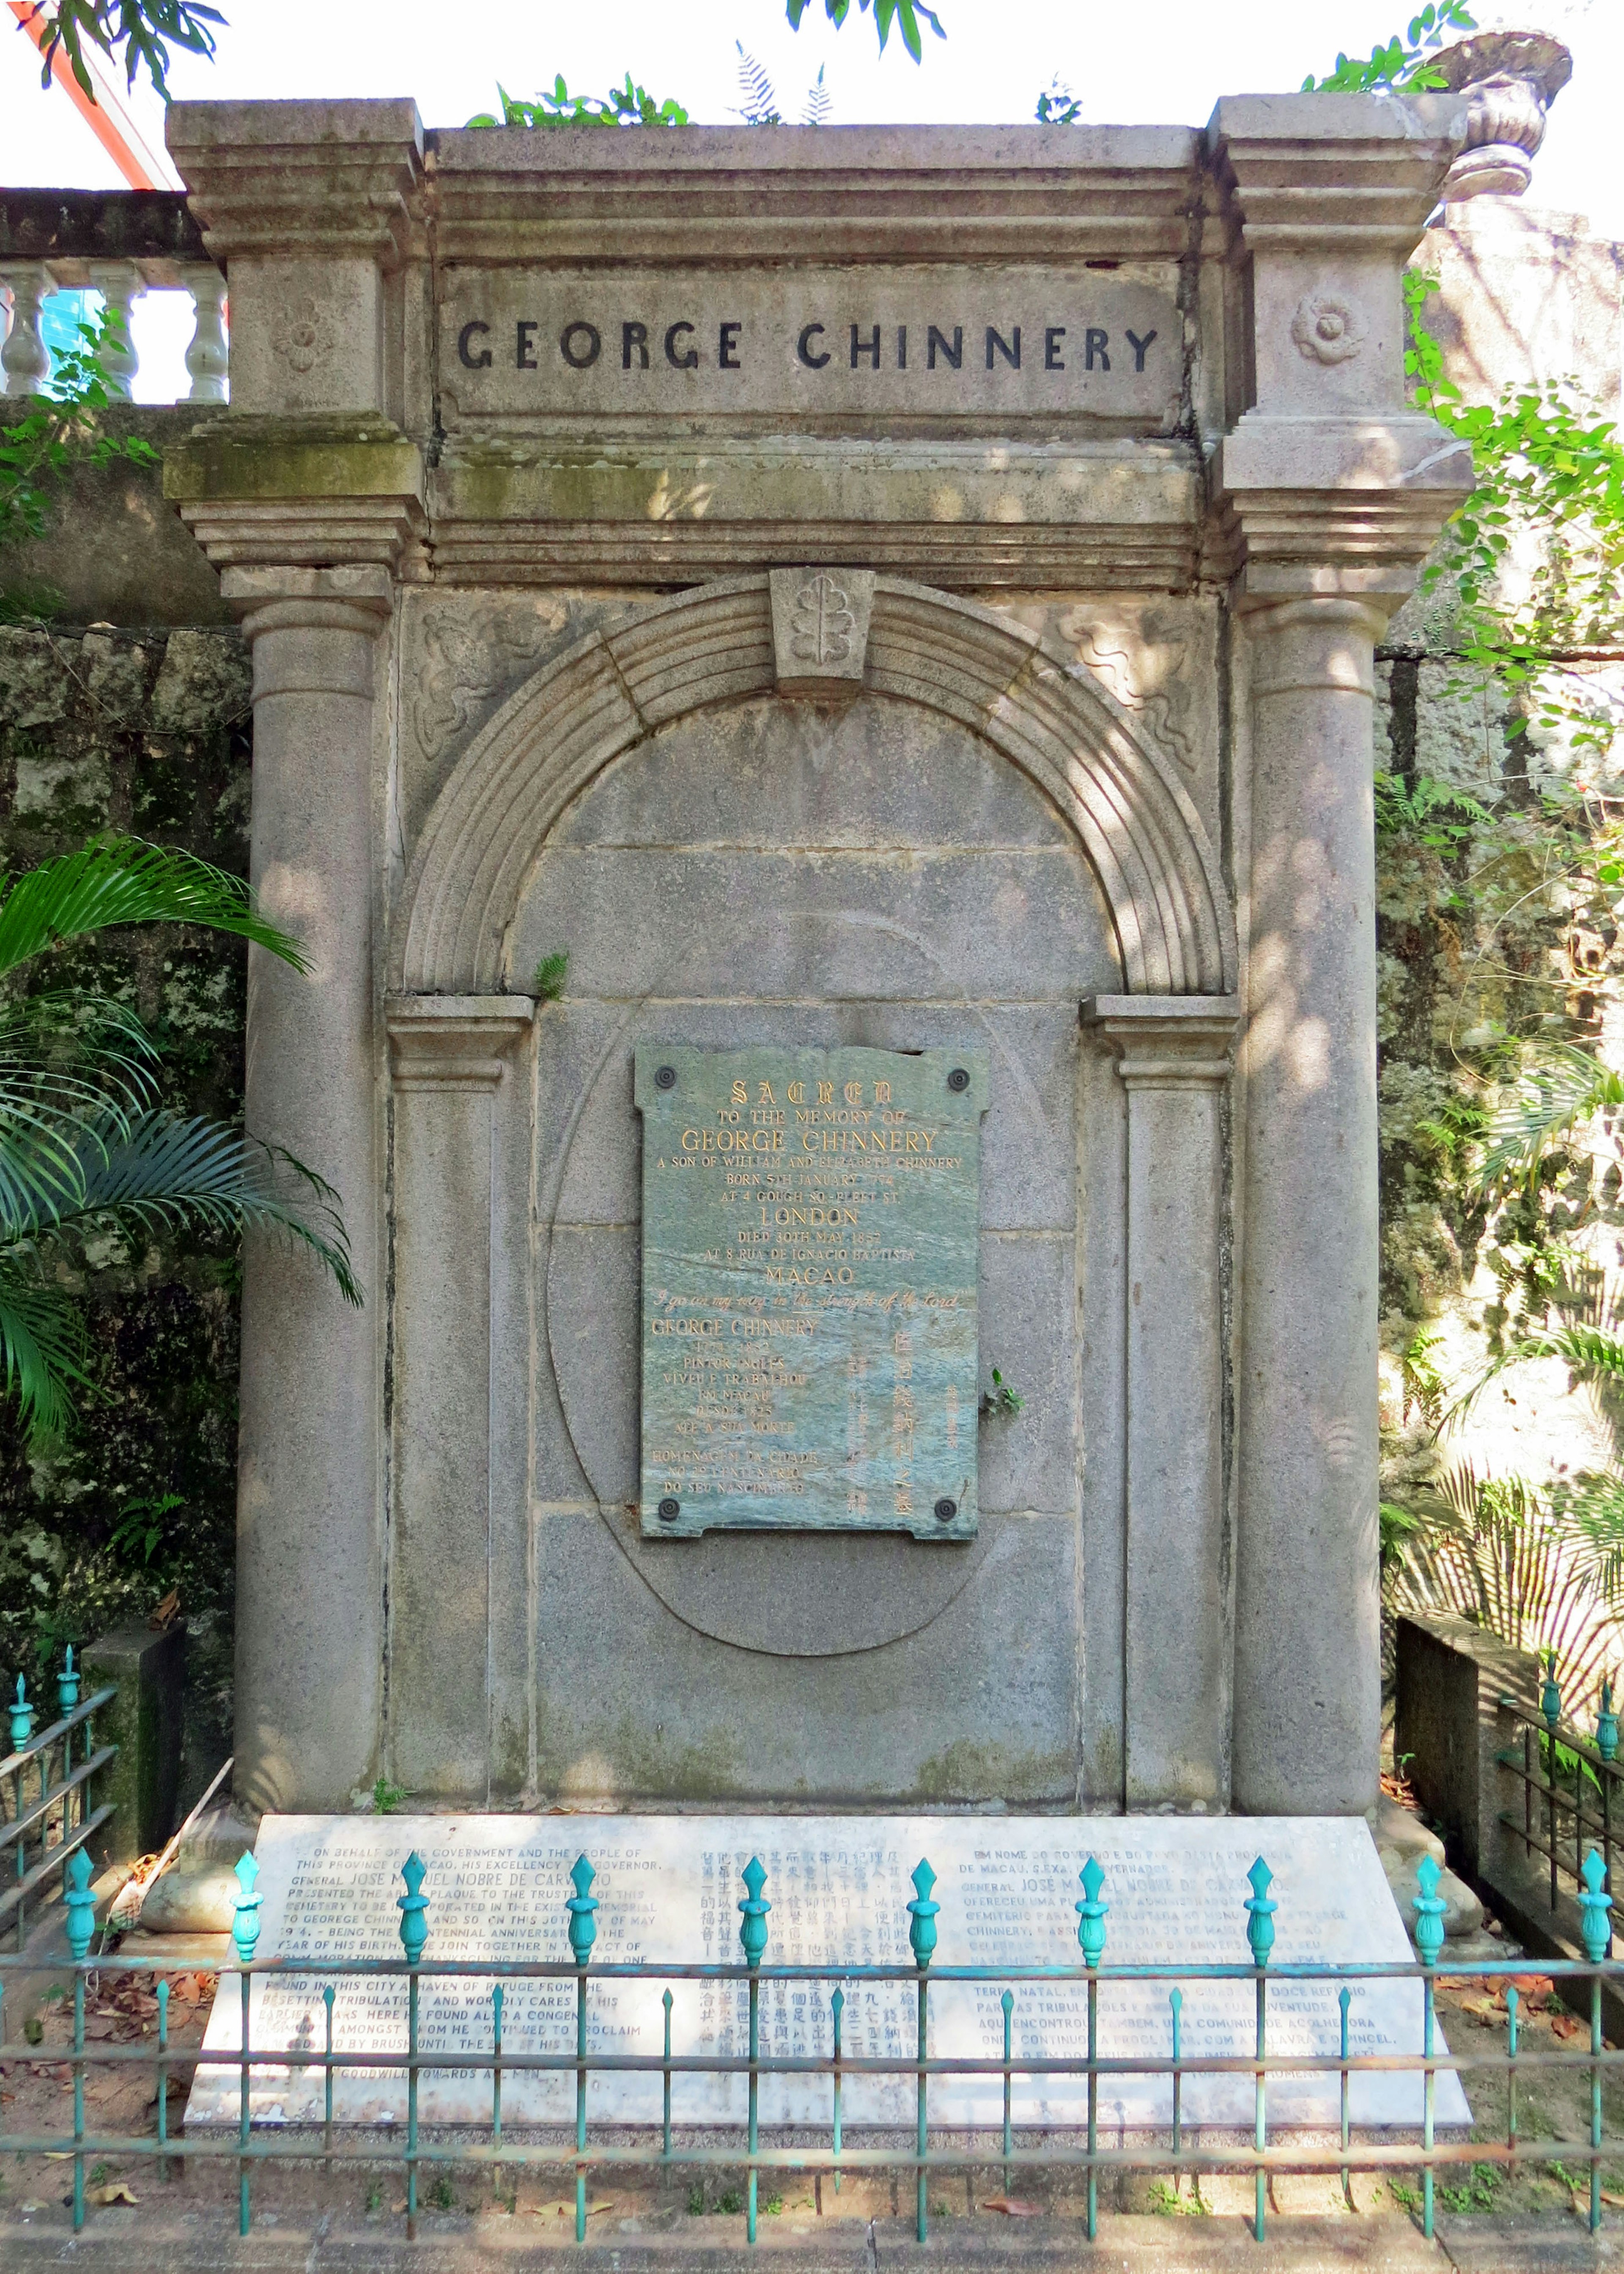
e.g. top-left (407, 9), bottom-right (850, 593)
top-left (0, 188), bottom-right (227, 402)
top-left (0, 261), bottom-right (228, 401)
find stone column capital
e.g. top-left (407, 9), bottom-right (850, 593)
top-left (387, 996), bottom-right (535, 1092)
top-left (1082, 995), bottom-right (1240, 1086)
top-left (165, 421), bottom-right (428, 576)
top-left (223, 563), bottom-right (395, 641)
top-left (1211, 417), bottom-right (1473, 616)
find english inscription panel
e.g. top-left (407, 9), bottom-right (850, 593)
top-left (441, 264), bottom-right (1181, 426)
top-left (187, 1814), bottom-right (1470, 2132)
top-left (636, 1045), bottom-right (985, 1540)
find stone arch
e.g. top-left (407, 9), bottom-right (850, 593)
top-left (392, 575), bottom-right (1236, 996)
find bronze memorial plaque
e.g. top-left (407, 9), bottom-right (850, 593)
top-left (635, 1046), bottom-right (987, 1540)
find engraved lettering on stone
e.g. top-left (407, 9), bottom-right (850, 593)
top-left (1291, 296), bottom-right (1364, 365)
top-left (790, 574), bottom-right (856, 667)
top-left (188, 1813), bottom-right (1472, 2135)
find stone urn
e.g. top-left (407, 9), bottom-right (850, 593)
top-left (1430, 28), bottom-right (1572, 201)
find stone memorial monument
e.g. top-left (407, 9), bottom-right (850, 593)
top-left (158, 89), bottom-right (1474, 1826)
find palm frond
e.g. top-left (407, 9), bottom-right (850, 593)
top-left (1476, 1040), bottom-right (1624, 1193)
top-left (1561, 1471), bottom-right (1624, 1612)
top-left (802, 64), bottom-right (831, 124)
top-left (1387, 1463), bottom-right (1623, 1714)
top-left (0, 839), bottom-right (307, 980)
top-left (59, 1111), bottom-right (362, 1305)
top-left (0, 993), bottom-right (165, 1233)
top-left (0, 1254), bottom-right (92, 1444)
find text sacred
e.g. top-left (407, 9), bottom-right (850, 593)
top-left (636, 1045), bottom-right (986, 1540)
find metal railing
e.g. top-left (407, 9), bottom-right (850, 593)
top-left (1498, 1660), bottom-right (1621, 1928)
top-left (3, 1839), bottom-right (1623, 2248)
top-left (1, 1649), bottom-right (116, 1952)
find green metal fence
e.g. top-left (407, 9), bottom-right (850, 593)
top-left (2, 1649), bottom-right (116, 1953)
top-left (2, 1838), bottom-right (1621, 2249)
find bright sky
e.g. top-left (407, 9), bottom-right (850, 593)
top-left (3, 0), bottom-right (1620, 394)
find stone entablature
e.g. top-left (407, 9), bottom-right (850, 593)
top-left (156, 97), bottom-right (1474, 1828)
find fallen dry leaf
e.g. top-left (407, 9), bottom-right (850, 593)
top-left (979, 2197), bottom-right (1040, 2216)
top-left (88, 2183), bottom-right (138, 2206)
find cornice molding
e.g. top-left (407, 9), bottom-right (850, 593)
top-left (166, 100), bottom-right (427, 268)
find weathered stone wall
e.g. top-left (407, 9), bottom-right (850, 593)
top-left (0, 613), bottom-right (250, 1807)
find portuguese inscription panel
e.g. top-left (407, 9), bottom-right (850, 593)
top-left (187, 1814), bottom-right (1470, 2132)
top-left (636, 1045), bottom-right (985, 1540)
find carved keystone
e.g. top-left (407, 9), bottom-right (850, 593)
top-left (769, 567), bottom-right (875, 695)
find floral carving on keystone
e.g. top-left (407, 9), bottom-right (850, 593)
top-left (790, 574), bottom-right (856, 667)
top-left (276, 296), bottom-right (336, 376)
top-left (1291, 297), bottom-right (1364, 366)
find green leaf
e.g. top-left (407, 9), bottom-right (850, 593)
top-left (22, 0), bottom-right (225, 103)
top-left (0, 1256), bottom-right (92, 1445)
top-left (50, 1110), bottom-right (364, 1306)
top-left (0, 837), bottom-right (306, 979)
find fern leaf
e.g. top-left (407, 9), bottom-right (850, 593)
top-left (733, 42), bottom-right (782, 126)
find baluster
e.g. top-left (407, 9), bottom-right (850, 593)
top-left (1506, 1982), bottom-right (1520, 2158)
top-left (1414, 1856), bottom-right (1445, 2239)
top-left (1543, 1656), bottom-right (1562, 1912)
top-left (1245, 1859), bottom-right (1276, 2244)
top-left (830, 1985), bottom-right (843, 2195)
top-left (10, 1679), bottom-right (34, 1948)
top-left (322, 1982), bottom-right (335, 2170)
top-left (1338, 1985), bottom-right (1350, 2205)
top-left (493, 1982), bottom-right (504, 2153)
top-left (1075, 1857), bottom-right (1107, 2242)
top-left (87, 263), bottom-right (143, 400)
top-left (0, 268), bottom-right (52, 396)
top-left (397, 1853), bottom-right (428, 2241)
top-left (737, 1858), bottom-right (770, 2245)
top-left (156, 1977), bottom-right (170, 2180)
top-left (1171, 1988), bottom-right (1184, 2183)
top-left (1598, 1681), bottom-right (1617, 1942)
top-left (661, 1987), bottom-right (672, 2163)
top-left (1579, 1849), bottom-right (1614, 2233)
top-left (907, 1860), bottom-right (938, 2243)
top-left (181, 264), bottom-right (229, 403)
top-left (64, 1829), bottom-right (95, 2221)
top-left (232, 1853), bottom-right (262, 2237)
top-left (567, 1855), bottom-right (599, 2243)
top-left (1001, 1988), bottom-right (1013, 2198)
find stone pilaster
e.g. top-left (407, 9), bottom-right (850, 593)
top-left (1084, 996), bottom-right (1240, 1810)
top-left (1209, 95), bottom-right (1474, 1815)
top-left (223, 565), bottom-right (390, 1813)
top-left (386, 998), bottom-right (534, 1799)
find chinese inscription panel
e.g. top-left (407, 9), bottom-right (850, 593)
top-left (635, 1045), bottom-right (985, 1539)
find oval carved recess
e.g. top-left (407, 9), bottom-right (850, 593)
top-left (543, 904), bottom-right (1066, 1660)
